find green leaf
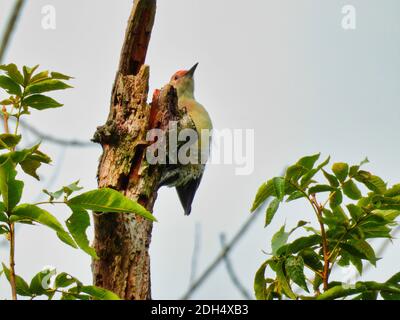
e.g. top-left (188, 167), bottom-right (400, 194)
top-left (273, 177), bottom-right (285, 201)
top-left (271, 225), bottom-right (289, 255)
top-left (286, 191), bottom-right (305, 202)
top-left (79, 286), bottom-right (120, 300)
top-left (30, 268), bottom-right (56, 296)
top-left (0, 134), bottom-right (21, 150)
top-left (386, 272), bottom-right (400, 285)
top-left (2, 263), bottom-right (31, 297)
top-left (251, 180), bottom-right (274, 212)
top-left (329, 190), bottom-right (343, 209)
top-left (68, 188), bottom-right (156, 222)
top-left (55, 272), bottom-right (80, 289)
top-left (341, 239), bottom-right (377, 266)
top-left (23, 94), bottom-right (63, 110)
top-left (297, 153), bottom-right (320, 170)
top-left (349, 255), bottom-right (363, 275)
top-left (299, 249), bottom-right (323, 272)
top-left (285, 256), bottom-right (309, 292)
top-left (0, 75), bottom-right (21, 96)
top-left (30, 70), bottom-right (49, 83)
top-left (322, 169), bottom-right (339, 188)
top-left (285, 164), bottom-right (308, 182)
top-left (346, 204), bottom-right (363, 221)
top-left (276, 260), bottom-right (296, 299)
top-left (51, 72), bottom-right (73, 80)
top-left (308, 184), bottom-right (335, 194)
top-left (62, 180), bottom-right (83, 197)
top-left (25, 79), bottom-right (72, 95)
top-left (277, 235), bottom-right (322, 255)
top-left (385, 184), bottom-right (400, 197)
top-left (332, 162), bottom-right (349, 182)
top-left (0, 64), bottom-right (24, 85)
top-left (254, 261), bottom-right (268, 300)
top-left (265, 198), bottom-right (280, 227)
top-left (342, 180), bottom-right (362, 200)
top-left (19, 148), bottom-right (51, 180)
top-left (0, 158), bottom-right (24, 211)
top-left (11, 204), bottom-right (77, 248)
top-left (66, 205), bottom-right (98, 258)
top-left (371, 209), bottom-right (400, 221)
top-left (355, 171), bottom-right (386, 194)
top-left (23, 65), bottom-right (39, 85)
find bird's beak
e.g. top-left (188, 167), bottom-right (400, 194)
top-left (185, 63), bottom-right (199, 78)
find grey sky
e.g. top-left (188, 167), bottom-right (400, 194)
top-left (1, 0), bottom-right (400, 299)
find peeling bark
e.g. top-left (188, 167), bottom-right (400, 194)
top-left (90, 0), bottom-right (171, 300)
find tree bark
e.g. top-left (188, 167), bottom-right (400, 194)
top-left (91, 0), bottom-right (178, 300)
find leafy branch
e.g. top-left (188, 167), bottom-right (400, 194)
top-left (0, 63), bottom-right (156, 300)
top-left (252, 153), bottom-right (400, 300)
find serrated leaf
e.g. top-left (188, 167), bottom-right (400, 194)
top-left (251, 180), bottom-right (274, 212)
top-left (276, 260), bottom-right (296, 299)
top-left (11, 204), bottom-right (77, 248)
top-left (341, 239), bottom-right (377, 266)
top-left (25, 79), bottom-right (72, 95)
top-left (68, 188), bottom-right (156, 222)
top-left (286, 190), bottom-right (305, 202)
top-left (300, 249), bottom-right (323, 272)
top-left (265, 198), bottom-right (280, 227)
top-left (2, 263), bottom-right (31, 297)
top-left (23, 94), bottom-right (63, 110)
top-left (66, 205), bottom-right (98, 258)
top-left (342, 180), bottom-right (362, 200)
top-left (273, 177), bottom-right (285, 201)
top-left (332, 162), bottom-right (349, 182)
top-left (285, 256), bottom-right (309, 292)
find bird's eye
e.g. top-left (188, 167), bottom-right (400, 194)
top-left (174, 75), bottom-right (179, 80)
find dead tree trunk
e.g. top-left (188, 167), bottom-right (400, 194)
top-left (91, 0), bottom-right (179, 300)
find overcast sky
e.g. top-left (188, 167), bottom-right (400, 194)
top-left (1, 0), bottom-right (400, 299)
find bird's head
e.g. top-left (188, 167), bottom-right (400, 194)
top-left (169, 63), bottom-right (198, 98)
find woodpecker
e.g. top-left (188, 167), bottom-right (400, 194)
top-left (159, 63), bottom-right (212, 215)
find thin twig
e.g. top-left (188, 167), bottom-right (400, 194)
top-left (10, 118), bottom-right (95, 147)
top-left (219, 233), bottom-right (253, 300)
top-left (181, 209), bottom-right (261, 300)
top-left (2, 108), bottom-right (17, 299)
top-left (0, 0), bottom-right (26, 63)
top-left (8, 223), bottom-right (17, 300)
top-left (310, 194), bottom-right (330, 291)
top-left (189, 223), bottom-right (201, 286)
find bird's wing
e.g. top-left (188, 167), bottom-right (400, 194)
top-left (176, 174), bottom-right (203, 216)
